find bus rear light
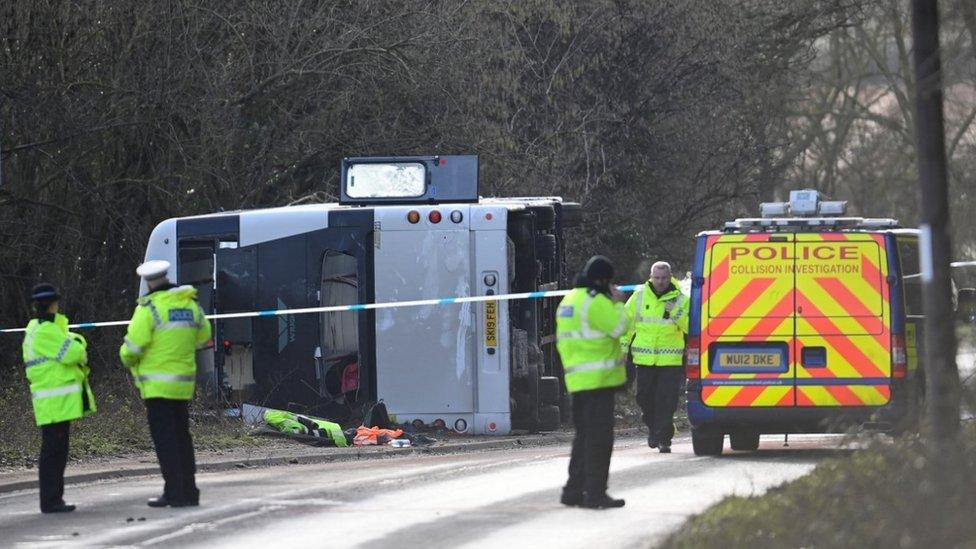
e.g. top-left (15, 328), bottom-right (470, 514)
top-left (450, 210), bottom-right (463, 223)
top-left (407, 211), bottom-right (420, 224)
top-left (429, 210), bottom-right (442, 223)
top-left (433, 418), bottom-right (446, 429)
top-left (892, 334), bottom-right (907, 379)
top-left (685, 336), bottom-right (701, 380)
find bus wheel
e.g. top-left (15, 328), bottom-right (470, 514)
top-left (560, 203), bottom-right (582, 228)
top-left (539, 376), bottom-right (560, 406)
top-left (535, 234), bottom-right (557, 259)
top-left (560, 392), bottom-right (573, 422)
top-left (538, 404), bottom-right (561, 432)
top-left (729, 431), bottom-right (760, 451)
top-left (530, 206), bottom-right (556, 231)
top-left (692, 430), bottom-right (724, 456)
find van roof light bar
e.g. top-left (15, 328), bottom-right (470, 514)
top-left (725, 216), bottom-right (899, 231)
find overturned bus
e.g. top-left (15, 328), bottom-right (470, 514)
top-left (140, 156), bottom-right (580, 434)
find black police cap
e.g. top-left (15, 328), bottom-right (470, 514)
top-left (583, 255), bottom-right (615, 281)
top-left (31, 283), bottom-right (60, 302)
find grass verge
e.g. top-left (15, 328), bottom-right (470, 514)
top-left (662, 424), bottom-right (976, 548)
top-left (0, 376), bottom-right (257, 468)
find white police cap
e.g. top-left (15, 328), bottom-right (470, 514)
top-left (136, 259), bottom-right (171, 281)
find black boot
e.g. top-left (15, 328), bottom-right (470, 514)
top-left (148, 495), bottom-right (198, 508)
top-left (147, 495), bottom-right (170, 507)
top-left (41, 503), bottom-right (76, 514)
top-left (659, 443), bottom-right (672, 454)
top-left (560, 489), bottom-right (583, 507)
top-left (581, 494), bottom-right (625, 509)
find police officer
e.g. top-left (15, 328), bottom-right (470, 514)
top-left (556, 256), bottom-right (631, 509)
top-left (119, 260), bottom-right (212, 508)
top-left (22, 283), bottom-right (96, 513)
top-left (621, 261), bottom-right (689, 453)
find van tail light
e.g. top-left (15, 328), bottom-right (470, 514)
top-left (892, 334), bottom-right (907, 379)
top-left (685, 336), bottom-right (701, 380)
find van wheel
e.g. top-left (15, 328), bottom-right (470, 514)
top-left (729, 432), bottom-right (760, 451)
top-left (692, 430), bottom-right (724, 456)
top-left (539, 376), bottom-right (560, 406)
top-left (538, 405), bottom-right (561, 432)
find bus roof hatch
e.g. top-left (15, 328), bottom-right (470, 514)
top-left (340, 155), bottom-right (479, 205)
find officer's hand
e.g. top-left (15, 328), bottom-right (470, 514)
top-left (611, 287), bottom-right (625, 302)
top-left (664, 300), bottom-right (677, 312)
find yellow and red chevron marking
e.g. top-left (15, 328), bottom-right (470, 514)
top-left (700, 233), bottom-right (795, 407)
top-left (702, 385), bottom-right (794, 407)
top-left (794, 232), bottom-right (891, 406)
top-left (698, 231), bottom-right (892, 408)
top-left (796, 385), bottom-right (890, 406)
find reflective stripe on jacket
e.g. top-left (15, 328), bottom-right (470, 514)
top-left (119, 286), bottom-right (212, 400)
top-left (621, 279), bottom-right (689, 366)
top-left (556, 287), bottom-right (631, 393)
top-left (22, 314), bottom-right (97, 426)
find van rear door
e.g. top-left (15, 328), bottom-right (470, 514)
top-left (700, 233), bottom-right (796, 407)
top-left (793, 233), bottom-right (892, 406)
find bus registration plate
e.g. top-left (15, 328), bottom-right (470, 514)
top-left (485, 300), bottom-right (497, 347)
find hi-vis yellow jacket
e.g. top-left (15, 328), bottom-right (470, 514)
top-left (556, 287), bottom-right (631, 392)
top-left (22, 314), bottom-right (97, 426)
top-left (621, 279), bottom-right (689, 366)
top-left (119, 286), bottom-right (212, 400)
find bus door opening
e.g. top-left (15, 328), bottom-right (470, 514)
top-left (318, 250), bottom-right (361, 406)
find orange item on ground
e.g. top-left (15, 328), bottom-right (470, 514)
top-left (353, 425), bottom-right (404, 446)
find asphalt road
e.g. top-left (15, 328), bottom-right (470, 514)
top-left (1, 435), bottom-right (846, 549)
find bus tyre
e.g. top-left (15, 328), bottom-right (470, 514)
top-left (729, 431), bottom-right (760, 451)
top-left (539, 376), bottom-right (560, 406)
top-left (530, 207), bottom-right (556, 231)
top-left (538, 404), bottom-right (561, 432)
top-left (560, 392), bottom-right (573, 422)
top-left (560, 203), bottom-right (582, 228)
top-left (692, 430), bottom-right (724, 456)
top-left (535, 234), bottom-right (557, 259)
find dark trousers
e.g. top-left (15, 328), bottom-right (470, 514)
top-left (146, 398), bottom-right (198, 503)
top-left (564, 388), bottom-right (616, 498)
top-left (636, 366), bottom-right (683, 445)
top-left (39, 421), bottom-right (70, 511)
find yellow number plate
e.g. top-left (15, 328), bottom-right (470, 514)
top-left (485, 300), bottom-right (497, 347)
top-left (719, 353), bottom-right (782, 367)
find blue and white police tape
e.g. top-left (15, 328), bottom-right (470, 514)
top-left (0, 284), bottom-right (642, 334)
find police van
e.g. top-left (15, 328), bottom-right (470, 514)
top-left (685, 190), bottom-right (924, 455)
top-left (140, 156), bottom-right (579, 434)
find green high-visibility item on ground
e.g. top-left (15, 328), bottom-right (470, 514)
top-left (264, 409), bottom-right (348, 447)
top-left (22, 313), bottom-right (97, 426)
